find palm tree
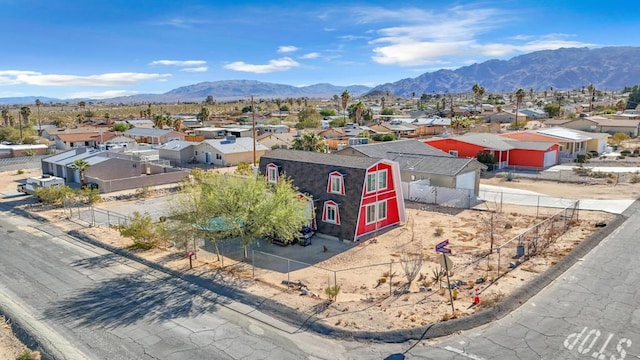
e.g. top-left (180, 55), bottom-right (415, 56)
top-left (354, 101), bottom-right (365, 125)
top-left (173, 118), bottom-right (183, 132)
top-left (341, 90), bottom-right (350, 123)
top-left (35, 99), bottom-right (42, 135)
top-left (292, 132), bottom-right (326, 152)
top-left (587, 84), bottom-right (595, 113)
top-left (71, 159), bottom-right (90, 187)
top-left (20, 106), bottom-right (31, 125)
top-left (472, 83), bottom-right (485, 115)
top-left (274, 98), bottom-right (283, 123)
top-left (104, 112), bottom-right (111, 124)
top-left (1, 108), bottom-right (9, 127)
top-left (514, 88), bottom-right (526, 129)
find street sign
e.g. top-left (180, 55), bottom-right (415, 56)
top-left (438, 248), bottom-right (452, 254)
top-left (435, 239), bottom-right (449, 252)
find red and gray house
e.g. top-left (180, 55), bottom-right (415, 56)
top-left (259, 149), bottom-right (406, 242)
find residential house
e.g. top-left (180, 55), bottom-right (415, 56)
top-left (54, 131), bottom-right (117, 150)
top-left (157, 140), bottom-right (198, 164)
top-left (0, 143), bottom-right (48, 158)
top-left (369, 120), bottom-right (419, 138)
top-left (194, 136), bottom-right (269, 166)
top-left (103, 136), bottom-right (137, 149)
top-left (545, 116), bottom-right (639, 137)
top-left (257, 132), bottom-right (296, 150)
top-left (256, 124), bottom-right (289, 135)
top-left (123, 128), bottom-right (185, 145)
top-left (41, 147), bottom-right (189, 192)
top-left (533, 127), bottom-right (608, 156)
top-left (259, 149), bottom-right (406, 242)
top-left (426, 133), bottom-right (560, 169)
top-left (193, 127), bottom-right (228, 139)
top-left (336, 139), bottom-right (485, 199)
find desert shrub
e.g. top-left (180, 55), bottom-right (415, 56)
top-left (434, 228), bottom-right (444, 236)
top-left (324, 285), bottom-right (341, 302)
top-left (576, 154), bottom-right (588, 163)
top-left (135, 184), bottom-right (152, 199)
top-left (621, 149), bottom-right (631, 156)
top-left (235, 162), bottom-right (253, 176)
top-left (34, 185), bottom-right (73, 206)
top-left (115, 211), bottom-right (160, 250)
top-left (16, 169), bottom-right (25, 175)
top-left (16, 350), bottom-right (41, 360)
top-left (75, 188), bottom-right (102, 205)
top-left (631, 175), bottom-right (640, 184)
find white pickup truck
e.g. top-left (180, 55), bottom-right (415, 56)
top-left (17, 175), bottom-right (65, 195)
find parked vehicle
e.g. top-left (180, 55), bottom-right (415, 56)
top-left (17, 175), bottom-right (65, 195)
top-left (267, 226), bottom-right (315, 247)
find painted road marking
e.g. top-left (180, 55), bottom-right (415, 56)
top-left (564, 327), bottom-right (632, 359)
top-left (444, 346), bottom-right (486, 360)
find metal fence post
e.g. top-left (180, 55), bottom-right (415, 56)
top-left (252, 250), bottom-right (255, 278)
top-left (496, 247), bottom-right (501, 279)
top-left (287, 259), bottom-right (290, 284)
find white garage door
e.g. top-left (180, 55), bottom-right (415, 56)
top-left (455, 171), bottom-right (476, 190)
top-left (543, 150), bottom-right (557, 168)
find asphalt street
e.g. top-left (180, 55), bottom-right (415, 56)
top-left (0, 202), bottom-right (355, 360)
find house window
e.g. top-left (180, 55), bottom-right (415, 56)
top-left (449, 150), bottom-right (458, 157)
top-left (266, 163), bottom-right (279, 184)
top-left (366, 172), bottom-right (376, 192)
top-left (377, 169), bottom-right (388, 190)
top-left (322, 201), bottom-right (340, 225)
top-left (216, 153), bottom-right (222, 160)
top-left (326, 172), bottom-right (345, 195)
top-left (378, 201), bottom-right (387, 221)
top-left (366, 201), bottom-right (388, 224)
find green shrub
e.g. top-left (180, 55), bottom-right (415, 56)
top-left (115, 211), bottom-right (160, 250)
top-left (434, 228), bottom-right (444, 236)
top-left (75, 188), bottom-right (102, 205)
top-left (631, 175), bottom-right (640, 184)
top-left (16, 169), bottom-right (25, 175)
top-left (324, 285), bottom-right (341, 302)
top-left (34, 186), bottom-right (73, 206)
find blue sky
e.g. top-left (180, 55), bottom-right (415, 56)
top-left (1, 0), bottom-right (638, 99)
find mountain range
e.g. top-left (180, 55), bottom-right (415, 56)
top-left (2, 46), bottom-right (639, 105)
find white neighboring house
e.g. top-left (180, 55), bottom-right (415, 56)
top-left (194, 136), bottom-right (269, 166)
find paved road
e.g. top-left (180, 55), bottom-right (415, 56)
top-left (399, 202), bottom-right (640, 359)
top-left (0, 202), bottom-right (357, 360)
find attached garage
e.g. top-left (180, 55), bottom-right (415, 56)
top-left (543, 150), bottom-right (558, 168)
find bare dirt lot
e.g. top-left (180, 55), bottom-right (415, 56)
top-left (0, 169), bottom-right (633, 334)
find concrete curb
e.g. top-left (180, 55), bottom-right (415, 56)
top-left (65, 208), bottom-right (630, 343)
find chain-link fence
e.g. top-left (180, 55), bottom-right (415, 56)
top-left (63, 200), bottom-right (130, 227)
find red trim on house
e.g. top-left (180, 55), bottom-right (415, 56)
top-left (266, 163), bottom-right (279, 183)
top-left (326, 171), bottom-right (345, 195)
top-left (322, 200), bottom-right (341, 225)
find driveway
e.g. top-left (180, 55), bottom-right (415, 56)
top-left (479, 184), bottom-right (635, 214)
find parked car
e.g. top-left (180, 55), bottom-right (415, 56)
top-left (267, 226), bottom-right (315, 247)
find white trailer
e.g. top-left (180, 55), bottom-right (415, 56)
top-left (17, 175), bottom-right (65, 195)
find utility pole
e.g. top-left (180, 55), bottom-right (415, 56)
top-left (251, 96), bottom-right (257, 175)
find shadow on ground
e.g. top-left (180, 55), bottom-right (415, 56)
top-left (43, 273), bottom-right (220, 329)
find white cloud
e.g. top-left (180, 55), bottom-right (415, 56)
top-left (277, 46), bottom-right (298, 53)
top-left (180, 66), bottom-right (208, 72)
top-left (360, 5), bottom-right (593, 67)
top-left (0, 70), bottom-right (171, 86)
top-left (150, 60), bottom-right (207, 67)
top-left (300, 52), bottom-right (320, 59)
top-left (66, 90), bottom-right (140, 99)
top-left (150, 17), bottom-right (209, 29)
top-left (223, 57), bottom-right (300, 74)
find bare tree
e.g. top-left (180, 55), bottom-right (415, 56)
top-left (400, 250), bottom-right (423, 287)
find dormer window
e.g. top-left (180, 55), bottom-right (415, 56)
top-left (322, 200), bottom-right (340, 225)
top-left (326, 171), bottom-right (345, 195)
top-left (266, 163), bottom-right (280, 184)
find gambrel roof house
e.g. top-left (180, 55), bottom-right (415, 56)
top-left (259, 149), bottom-right (406, 242)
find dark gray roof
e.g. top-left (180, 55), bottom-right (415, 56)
top-left (348, 139), bottom-right (449, 158)
top-left (389, 153), bottom-right (483, 176)
top-left (263, 148), bottom-right (380, 169)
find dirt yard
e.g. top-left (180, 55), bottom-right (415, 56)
top-left (0, 316), bottom-right (28, 360)
top-left (0, 168), bottom-right (633, 333)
